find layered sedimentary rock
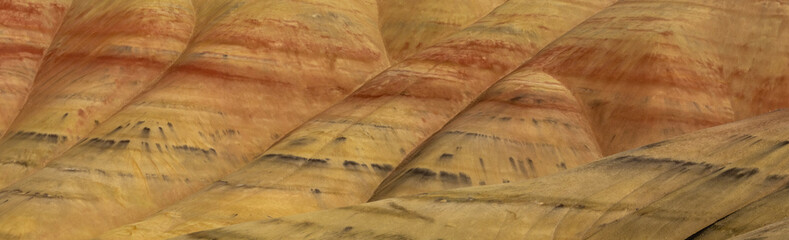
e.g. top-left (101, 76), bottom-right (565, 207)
top-left (0, 0), bottom-right (389, 239)
top-left (175, 109), bottom-right (789, 240)
top-left (0, 0), bottom-right (195, 187)
top-left (1, 0), bottom-right (788, 239)
top-left (377, 0), bottom-right (505, 62)
top-left (693, 17), bottom-right (789, 232)
top-left (576, 1), bottom-right (789, 237)
top-left (97, 0), bottom-right (615, 238)
top-left (723, 0), bottom-right (789, 120)
top-left (370, 0), bottom-right (789, 200)
top-left (525, 0), bottom-right (743, 155)
top-left (0, 0), bottom-right (70, 138)
top-left (371, 70), bottom-right (601, 200)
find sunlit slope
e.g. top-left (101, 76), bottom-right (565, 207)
top-left (0, 0), bottom-right (195, 187)
top-left (97, 0), bottom-right (615, 239)
top-left (0, 0), bottom-right (70, 137)
top-left (377, 0), bottom-right (505, 62)
top-left (371, 70), bottom-right (600, 200)
top-left (0, 0), bottom-right (389, 239)
top-left (371, 0), bottom-right (789, 199)
top-left (176, 109), bottom-right (789, 240)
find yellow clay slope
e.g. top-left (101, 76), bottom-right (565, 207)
top-left (528, 0), bottom-right (740, 155)
top-left (691, 4), bottom-right (789, 232)
top-left (175, 109), bottom-right (789, 240)
top-left (0, 0), bottom-right (389, 239)
top-left (377, 0), bottom-right (506, 62)
top-left (727, 219), bottom-right (789, 240)
top-left (371, 70), bottom-right (600, 200)
top-left (0, 0), bottom-right (195, 187)
top-left (97, 0), bottom-right (615, 239)
top-left (371, 0), bottom-right (789, 200)
top-left (0, 0), bottom-right (70, 138)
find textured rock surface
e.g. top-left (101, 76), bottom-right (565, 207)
top-left (723, 0), bottom-right (789, 120)
top-left (0, 0), bottom-right (789, 239)
top-left (370, 0), bottom-right (789, 200)
top-left (0, 0), bottom-right (389, 239)
top-left (97, 0), bottom-right (615, 238)
top-left (377, 0), bottom-right (505, 62)
top-left (0, 0), bottom-right (70, 137)
top-left (693, 5), bottom-right (789, 230)
top-left (371, 70), bottom-right (600, 200)
top-left (690, 186), bottom-right (789, 239)
top-left (0, 0), bottom-right (195, 187)
top-left (522, 0), bottom-right (789, 155)
top-left (529, 0), bottom-right (738, 155)
top-left (174, 109), bottom-right (789, 240)
top-left (727, 219), bottom-right (789, 240)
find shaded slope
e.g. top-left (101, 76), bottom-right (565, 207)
top-left (0, 0), bottom-right (70, 138)
top-left (371, 70), bottom-right (600, 200)
top-left (0, 0), bottom-right (389, 239)
top-left (727, 219), bottom-right (789, 240)
top-left (97, 0), bottom-right (615, 239)
top-left (0, 0), bottom-right (195, 187)
top-left (377, 0), bottom-right (505, 62)
top-left (691, 187), bottom-right (789, 240)
top-left (176, 109), bottom-right (789, 240)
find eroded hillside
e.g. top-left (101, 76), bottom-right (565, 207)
top-left (0, 0), bottom-right (787, 239)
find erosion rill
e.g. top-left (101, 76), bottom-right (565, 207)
top-left (0, 0), bottom-right (70, 138)
top-left (0, 0), bottom-right (195, 187)
top-left (368, 0), bottom-right (789, 200)
top-left (98, 0), bottom-right (616, 239)
top-left (370, 70), bottom-right (601, 200)
top-left (174, 109), bottom-right (789, 240)
top-left (377, 0), bottom-right (505, 62)
top-left (0, 0), bottom-right (389, 239)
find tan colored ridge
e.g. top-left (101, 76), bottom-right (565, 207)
top-left (371, 70), bottom-right (600, 200)
top-left (378, 0), bottom-right (506, 62)
top-left (176, 109), bottom-right (789, 240)
top-left (98, 0), bottom-right (615, 239)
top-left (0, 0), bottom-right (195, 187)
top-left (0, 0), bottom-right (389, 239)
top-left (0, 0), bottom-right (71, 137)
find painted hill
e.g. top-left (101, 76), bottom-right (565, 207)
top-left (175, 109), bottom-right (789, 240)
top-left (0, 0), bottom-right (787, 239)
